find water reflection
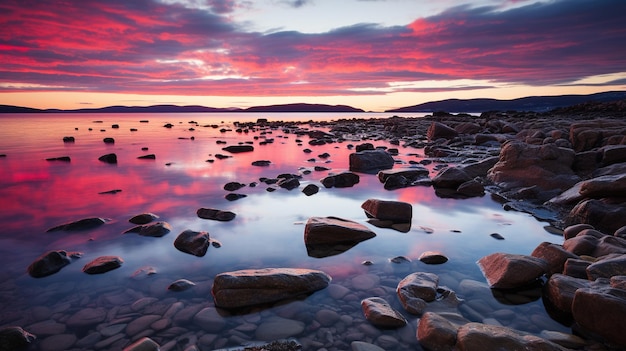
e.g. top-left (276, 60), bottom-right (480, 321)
top-left (0, 113), bottom-right (569, 350)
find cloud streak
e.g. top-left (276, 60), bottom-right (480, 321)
top-left (1, 0), bottom-right (625, 100)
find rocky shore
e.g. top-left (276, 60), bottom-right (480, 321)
top-left (3, 99), bottom-right (626, 350)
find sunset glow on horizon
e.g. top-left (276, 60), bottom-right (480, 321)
top-left (1, 0), bottom-right (625, 112)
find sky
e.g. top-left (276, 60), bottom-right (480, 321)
top-left (1, 0), bottom-right (625, 112)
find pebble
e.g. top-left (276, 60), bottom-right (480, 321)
top-left (40, 334), bottom-right (77, 351)
top-left (255, 317), bottom-right (305, 341)
top-left (193, 307), bottom-right (226, 333)
top-left (126, 315), bottom-right (161, 336)
top-left (352, 274), bottom-right (380, 290)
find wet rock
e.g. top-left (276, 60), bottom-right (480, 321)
top-left (103, 137), bottom-right (115, 144)
top-left (563, 223), bottom-right (595, 240)
top-left (488, 141), bottom-right (579, 191)
top-left (565, 199), bottom-right (626, 235)
top-left (63, 136), bottom-right (75, 142)
top-left (432, 167), bottom-right (472, 189)
top-left (40, 334), bottom-right (77, 351)
top-left (427, 122), bottom-right (458, 141)
top-left (417, 312), bottom-right (469, 351)
top-left (545, 273), bottom-right (592, 314)
top-left (82, 256), bottom-right (123, 274)
top-left (66, 307), bottom-right (107, 329)
top-left (123, 221), bottom-right (171, 237)
top-left (196, 208), bottom-right (236, 221)
top-left (126, 315), bottom-right (161, 336)
top-left (255, 317), bottom-right (304, 341)
top-left (361, 297), bottom-right (407, 328)
top-left (137, 154), bottom-right (156, 160)
top-left (27, 250), bottom-right (73, 278)
top-left (539, 330), bottom-right (588, 350)
top-left (167, 279), bottom-right (196, 291)
top-left (222, 145), bottom-right (254, 153)
top-left (477, 253), bottom-right (548, 289)
top-left (193, 307), bottom-right (226, 333)
top-left (349, 149), bottom-right (395, 172)
top-left (225, 193), bottom-right (247, 201)
top-left (377, 167), bottom-right (429, 187)
top-left (46, 156), bottom-right (71, 162)
top-left (456, 322), bottom-right (565, 351)
top-left (456, 179), bottom-right (485, 197)
top-left (321, 171), bottom-right (360, 188)
top-left (212, 268), bottom-right (331, 309)
top-left (302, 184), bottom-right (319, 196)
top-left (46, 217), bottom-right (106, 232)
top-left (252, 160), bottom-right (271, 166)
top-left (304, 216), bottom-right (375, 245)
top-left (587, 254), bottom-right (626, 280)
top-left (563, 258), bottom-right (591, 279)
top-left (277, 177), bottom-right (300, 190)
top-left (123, 337), bottom-right (160, 351)
top-left (531, 242), bottom-right (579, 276)
top-left (361, 198), bottom-right (412, 223)
top-left (129, 213), bottom-right (159, 225)
top-left (572, 284), bottom-right (626, 347)
top-left (173, 230), bottom-right (210, 257)
top-left (351, 341), bottom-right (385, 351)
top-left (0, 326), bottom-right (36, 351)
top-left (396, 272), bottom-right (438, 314)
top-left (224, 181), bottom-right (246, 191)
top-left (98, 153), bottom-right (117, 164)
top-left (419, 251), bottom-right (449, 264)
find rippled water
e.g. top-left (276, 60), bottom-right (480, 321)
top-left (0, 113), bottom-right (568, 350)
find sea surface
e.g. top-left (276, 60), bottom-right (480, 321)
top-left (0, 113), bottom-right (568, 350)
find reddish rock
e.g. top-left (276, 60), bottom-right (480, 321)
top-left (477, 253), bottom-right (548, 289)
top-left (82, 256), bottom-right (123, 274)
top-left (361, 198), bottom-right (412, 223)
top-left (361, 297), bottom-right (407, 328)
top-left (531, 242), bottom-right (578, 276)
top-left (427, 122), bottom-right (459, 141)
top-left (572, 285), bottom-right (626, 347)
top-left (417, 312), bottom-right (469, 351)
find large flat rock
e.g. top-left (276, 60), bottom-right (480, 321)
top-left (212, 268), bottom-right (331, 309)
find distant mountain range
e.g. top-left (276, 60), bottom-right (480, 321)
top-left (0, 102), bottom-right (364, 114)
top-left (385, 91), bottom-right (626, 113)
top-left (1, 91), bottom-right (625, 114)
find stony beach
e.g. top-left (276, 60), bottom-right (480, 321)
top-left (2, 99), bottom-right (626, 351)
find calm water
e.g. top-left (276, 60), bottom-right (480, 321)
top-left (0, 113), bottom-right (568, 350)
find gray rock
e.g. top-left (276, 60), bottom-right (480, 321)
top-left (361, 297), bottom-right (407, 328)
top-left (302, 183), bottom-right (319, 196)
top-left (197, 208), bottom-right (236, 221)
top-left (27, 250), bottom-right (73, 278)
top-left (212, 268), bottom-right (331, 309)
top-left (361, 198), bottom-right (412, 223)
top-left (477, 253), bottom-right (548, 289)
top-left (255, 317), bottom-right (304, 341)
top-left (419, 251), bottom-right (449, 264)
top-left (129, 213), bottom-right (159, 224)
top-left (40, 334), bottom-right (77, 351)
top-left (167, 279), bottom-right (196, 291)
top-left (173, 229), bottom-right (210, 257)
top-left (123, 221), bottom-right (172, 237)
top-left (321, 171), bottom-right (360, 188)
top-left (82, 256), bottom-right (123, 274)
top-left (349, 149), bottom-right (395, 172)
top-left (66, 308), bottom-right (107, 328)
top-left (46, 217), bottom-right (106, 232)
top-left (397, 272), bottom-right (438, 315)
top-left (304, 216), bottom-right (376, 246)
top-left (193, 307), bottom-right (226, 332)
top-left (351, 341), bottom-right (385, 351)
top-left (432, 167), bottom-right (472, 189)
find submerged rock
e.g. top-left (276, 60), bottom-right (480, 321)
top-left (212, 268), bottom-right (331, 309)
top-left (98, 153), bottom-right (117, 164)
top-left (320, 171), bottom-right (360, 188)
top-left (46, 217), bottom-right (106, 232)
top-left (0, 326), bottom-right (36, 351)
top-left (128, 213), bottom-right (159, 225)
top-left (222, 145), bottom-right (254, 153)
top-left (123, 221), bottom-right (171, 237)
top-left (167, 279), bottom-right (196, 291)
top-left (82, 256), bottom-right (123, 274)
top-left (361, 297), bottom-right (407, 328)
top-left (456, 323), bottom-right (565, 351)
top-left (396, 272), bottom-right (439, 315)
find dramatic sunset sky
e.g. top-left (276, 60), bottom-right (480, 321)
top-left (1, 0), bottom-right (625, 112)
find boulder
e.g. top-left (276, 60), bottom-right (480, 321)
top-left (304, 216), bottom-right (376, 258)
top-left (579, 174), bottom-right (626, 198)
top-left (396, 272), bottom-right (438, 314)
top-left (456, 323), bottom-right (565, 351)
top-left (565, 199), bottom-right (626, 235)
top-left (128, 213), bottom-right (159, 224)
top-left (98, 153), bottom-right (117, 164)
top-left (459, 156), bottom-right (499, 178)
top-left (349, 149), bottom-right (395, 173)
top-left (0, 326), bottom-right (36, 351)
top-left (477, 253), bottom-right (548, 289)
top-left (377, 167), bottom-right (429, 183)
top-left (196, 208), bottom-right (236, 221)
top-left (432, 167), bottom-right (472, 189)
top-left (417, 312), bottom-right (469, 351)
top-left (173, 230), bottom-right (210, 257)
top-left (46, 217), bottom-right (106, 232)
top-left (27, 250), bottom-right (73, 278)
top-left (361, 199), bottom-right (412, 223)
top-left (123, 221), bottom-right (171, 237)
top-left (212, 268), bottom-right (331, 309)
top-left (572, 285), bottom-right (626, 347)
top-left (563, 258), bottom-right (592, 279)
top-left (361, 297), bottom-right (407, 328)
top-left (427, 122), bottom-right (458, 141)
top-left (544, 274), bottom-right (592, 314)
top-left (82, 256), bottom-right (123, 274)
top-left (487, 141), bottom-right (579, 191)
top-left (456, 179), bottom-right (485, 197)
top-left (321, 171), bottom-right (360, 188)
top-left (570, 119), bottom-right (626, 152)
top-left (222, 145), bottom-right (254, 153)
top-left (531, 242), bottom-right (579, 276)
top-left (586, 254), bottom-right (626, 280)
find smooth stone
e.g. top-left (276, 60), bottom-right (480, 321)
top-left (397, 272), bottom-right (439, 302)
top-left (349, 149), bottom-right (395, 172)
top-left (361, 198), bottom-right (412, 223)
top-left (417, 312), bottom-right (469, 351)
top-left (456, 323), bottom-right (564, 350)
top-left (27, 320), bottom-right (66, 336)
top-left (126, 315), bottom-right (161, 336)
top-left (167, 279), bottom-right (196, 291)
top-left (137, 154), bottom-right (156, 159)
top-left (173, 230), bottom-right (210, 257)
top-left (212, 268), bottom-right (331, 309)
top-left (328, 284), bottom-right (350, 299)
top-left (255, 317), bottom-right (304, 341)
top-left (316, 309), bottom-right (341, 327)
top-left (27, 250), bottom-right (72, 278)
top-left (82, 256), bottom-right (123, 274)
top-left (129, 213), bottom-right (159, 225)
top-left (419, 251), bottom-right (449, 264)
top-left (351, 341), bottom-right (385, 351)
top-left (222, 145), bottom-right (254, 153)
top-left (122, 337), bottom-right (160, 351)
top-left (304, 216), bottom-right (376, 245)
top-left (587, 254), bottom-right (626, 280)
top-left (302, 183), bottom-right (319, 196)
top-left (544, 273), bottom-right (592, 314)
top-left (0, 327), bottom-right (36, 351)
top-left (539, 330), bottom-right (588, 349)
top-left (40, 334), bottom-right (77, 351)
top-left (477, 253), bottom-right (548, 289)
top-left (361, 297), bottom-right (407, 328)
top-left (66, 307), bottom-right (107, 328)
top-left (124, 221), bottom-right (172, 237)
top-left (572, 285), bottom-right (626, 346)
top-left (352, 274), bottom-right (380, 290)
top-left (193, 307), bottom-right (226, 333)
top-left (320, 171), bottom-right (360, 188)
top-left (46, 217), bottom-right (106, 232)
top-left (196, 208), bottom-right (236, 221)
top-left (98, 153), bottom-right (117, 164)
top-left (100, 324), bottom-right (127, 337)
top-left (531, 241), bottom-right (578, 276)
